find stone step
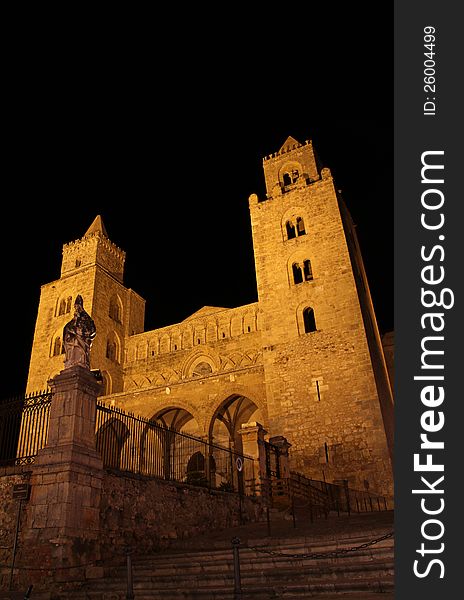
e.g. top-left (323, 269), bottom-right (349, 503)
top-left (123, 547), bottom-right (393, 574)
top-left (134, 529), bottom-right (394, 558)
top-left (67, 577), bottom-right (394, 599)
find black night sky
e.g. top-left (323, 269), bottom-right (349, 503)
top-left (1, 10), bottom-right (392, 398)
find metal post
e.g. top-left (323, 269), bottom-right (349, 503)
top-left (125, 549), bottom-right (135, 600)
top-left (356, 497), bottom-right (360, 513)
top-left (266, 507), bottom-right (271, 537)
top-left (384, 497), bottom-right (388, 510)
top-left (291, 494), bottom-right (296, 528)
top-left (232, 538), bottom-right (242, 599)
top-left (8, 499), bottom-right (22, 591)
top-left (369, 497), bottom-right (373, 512)
top-left (377, 498), bottom-right (381, 511)
top-left (24, 585), bottom-right (33, 599)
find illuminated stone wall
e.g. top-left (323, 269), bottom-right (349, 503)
top-left (25, 137), bottom-right (393, 496)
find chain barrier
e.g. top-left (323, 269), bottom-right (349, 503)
top-left (247, 531), bottom-right (394, 560)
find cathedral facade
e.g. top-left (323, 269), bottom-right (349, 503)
top-left (26, 136), bottom-right (394, 496)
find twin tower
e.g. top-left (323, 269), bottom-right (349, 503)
top-left (26, 136), bottom-right (394, 496)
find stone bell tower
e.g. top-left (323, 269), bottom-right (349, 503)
top-left (26, 216), bottom-right (146, 395)
top-left (249, 136), bottom-right (393, 496)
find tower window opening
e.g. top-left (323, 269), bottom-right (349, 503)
top-left (247, 326), bottom-right (251, 333)
top-left (303, 259), bottom-right (313, 281)
top-left (52, 337), bottom-right (62, 357)
top-left (283, 172), bottom-right (292, 186)
top-left (106, 340), bottom-right (117, 362)
top-left (152, 350), bottom-right (155, 356)
top-left (296, 217), bottom-right (306, 236)
top-left (286, 221), bottom-right (296, 240)
top-left (109, 297), bottom-right (122, 323)
top-left (291, 169), bottom-right (299, 183)
top-left (174, 344), bottom-right (178, 351)
top-left (222, 332), bottom-right (226, 338)
top-left (303, 307), bottom-right (317, 333)
top-left (75, 259), bottom-right (81, 268)
top-left (292, 263), bottom-right (303, 285)
top-left (197, 338), bottom-right (201, 345)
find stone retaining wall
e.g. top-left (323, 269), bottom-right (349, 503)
top-left (100, 469), bottom-right (266, 562)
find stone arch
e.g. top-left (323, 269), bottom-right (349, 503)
top-left (146, 405), bottom-right (204, 481)
top-left (287, 250), bottom-right (316, 286)
top-left (50, 327), bottom-right (65, 357)
top-left (55, 293), bottom-right (73, 317)
top-left (106, 331), bottom-right (121, 363)
top-left (208, 394), bottom-right (263, 452)
top-left (109, 293), bottom-right (123, 323)
top-left (96, 417), bottom-right (130, 469)
top-left (159, 333), bottom-right (171, 354)
top-left (296, 300), bottom-right (318, 334)
top-left (281, 206), bottom-right (310, 241)
top-left (278, 160), bottom-right (303, 188)
top-left (181, 348), bottom-right (219, 379)
top-left (243, 310), bottom-right (257, 334)
top-left (100, 370), bottom-right (112, 396)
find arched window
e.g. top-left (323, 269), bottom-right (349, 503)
top-left (291, 169), bottom-right (299, 183)
top-left (292, 263), bottom-right (303, 284)
top-left (57, 296), bottom-right (72, 316)
top-left (109, 296), bottom-right (122, 323)
top-left (296, 217), bottom-right (306, 236)
top-left (106, 340), bottom-right (117, 362)
top-left (303, 259), bottom-right (313, 281)
top-left (283, 172), bottom-right (292, 186)
top-left (286, 221), bottom-right (296, 240)
top-left (52, 337), bottom-right (62, 356)
top-left (192, 362), bottom-right (213, 378)
top-left (303, 307), bottom-right (317, 333)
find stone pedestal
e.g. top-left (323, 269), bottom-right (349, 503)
top-left (269, 435), bottom-right (292, 479)
top-left (19, 366), bottom-right (104, 588)
top-left (238, 422), bottom-right (268, 496)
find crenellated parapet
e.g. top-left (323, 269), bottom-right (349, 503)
top-left (61, 217), bottom-right (126, 282)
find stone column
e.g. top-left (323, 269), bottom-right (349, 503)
top-left (238, 421), bottom-right (268, 496)
top-left (269, 435), bottom-right (292, 479)
top-left (19, 365), bottom-right (104, 589)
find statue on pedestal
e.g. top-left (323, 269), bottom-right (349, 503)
top-left (63, 295), bottom-right (96, 369)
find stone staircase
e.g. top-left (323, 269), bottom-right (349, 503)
top-left (66, 511), bottom-right (394, 599)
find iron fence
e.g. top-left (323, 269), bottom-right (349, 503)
top-left (95, 401), bottom-right (254, 494)
top-left (0, 391), bottom-right (52, 466)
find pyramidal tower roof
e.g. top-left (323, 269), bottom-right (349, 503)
top-left (85, 215), bottom-right (108, 238)
top-left (279, 135), bottom-right (302, 153)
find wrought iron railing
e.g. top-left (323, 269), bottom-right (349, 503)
top-left (95, 401), bottom-right (254, 494)
top-left (0, 391), bottom-right (52, 466)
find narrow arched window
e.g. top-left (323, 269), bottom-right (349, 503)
top-left (291, 169), bottom-right (299, 183)
top-left (109, 296), bottom-right (122, 323)
top-left (292, 263), bottom-right (303, 284)
top-left (58, 299), bottom-right (66, 316)
top-left (303, 307), bottom-right (317, 333)
top-left (303, 259), bottom-right (313, 281)
top-left (286, 221), bottom-right (296, 240)
top-left (106, 340), bottom-right (117, 362)
top-left (66, 296), bottom-right (72, 313)
top-left (296, 217), bottom-right (306, 236)
top-left (53, 337), bottom-right (62, 356)
top-left (283, 172), bottom-right (292, 186)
